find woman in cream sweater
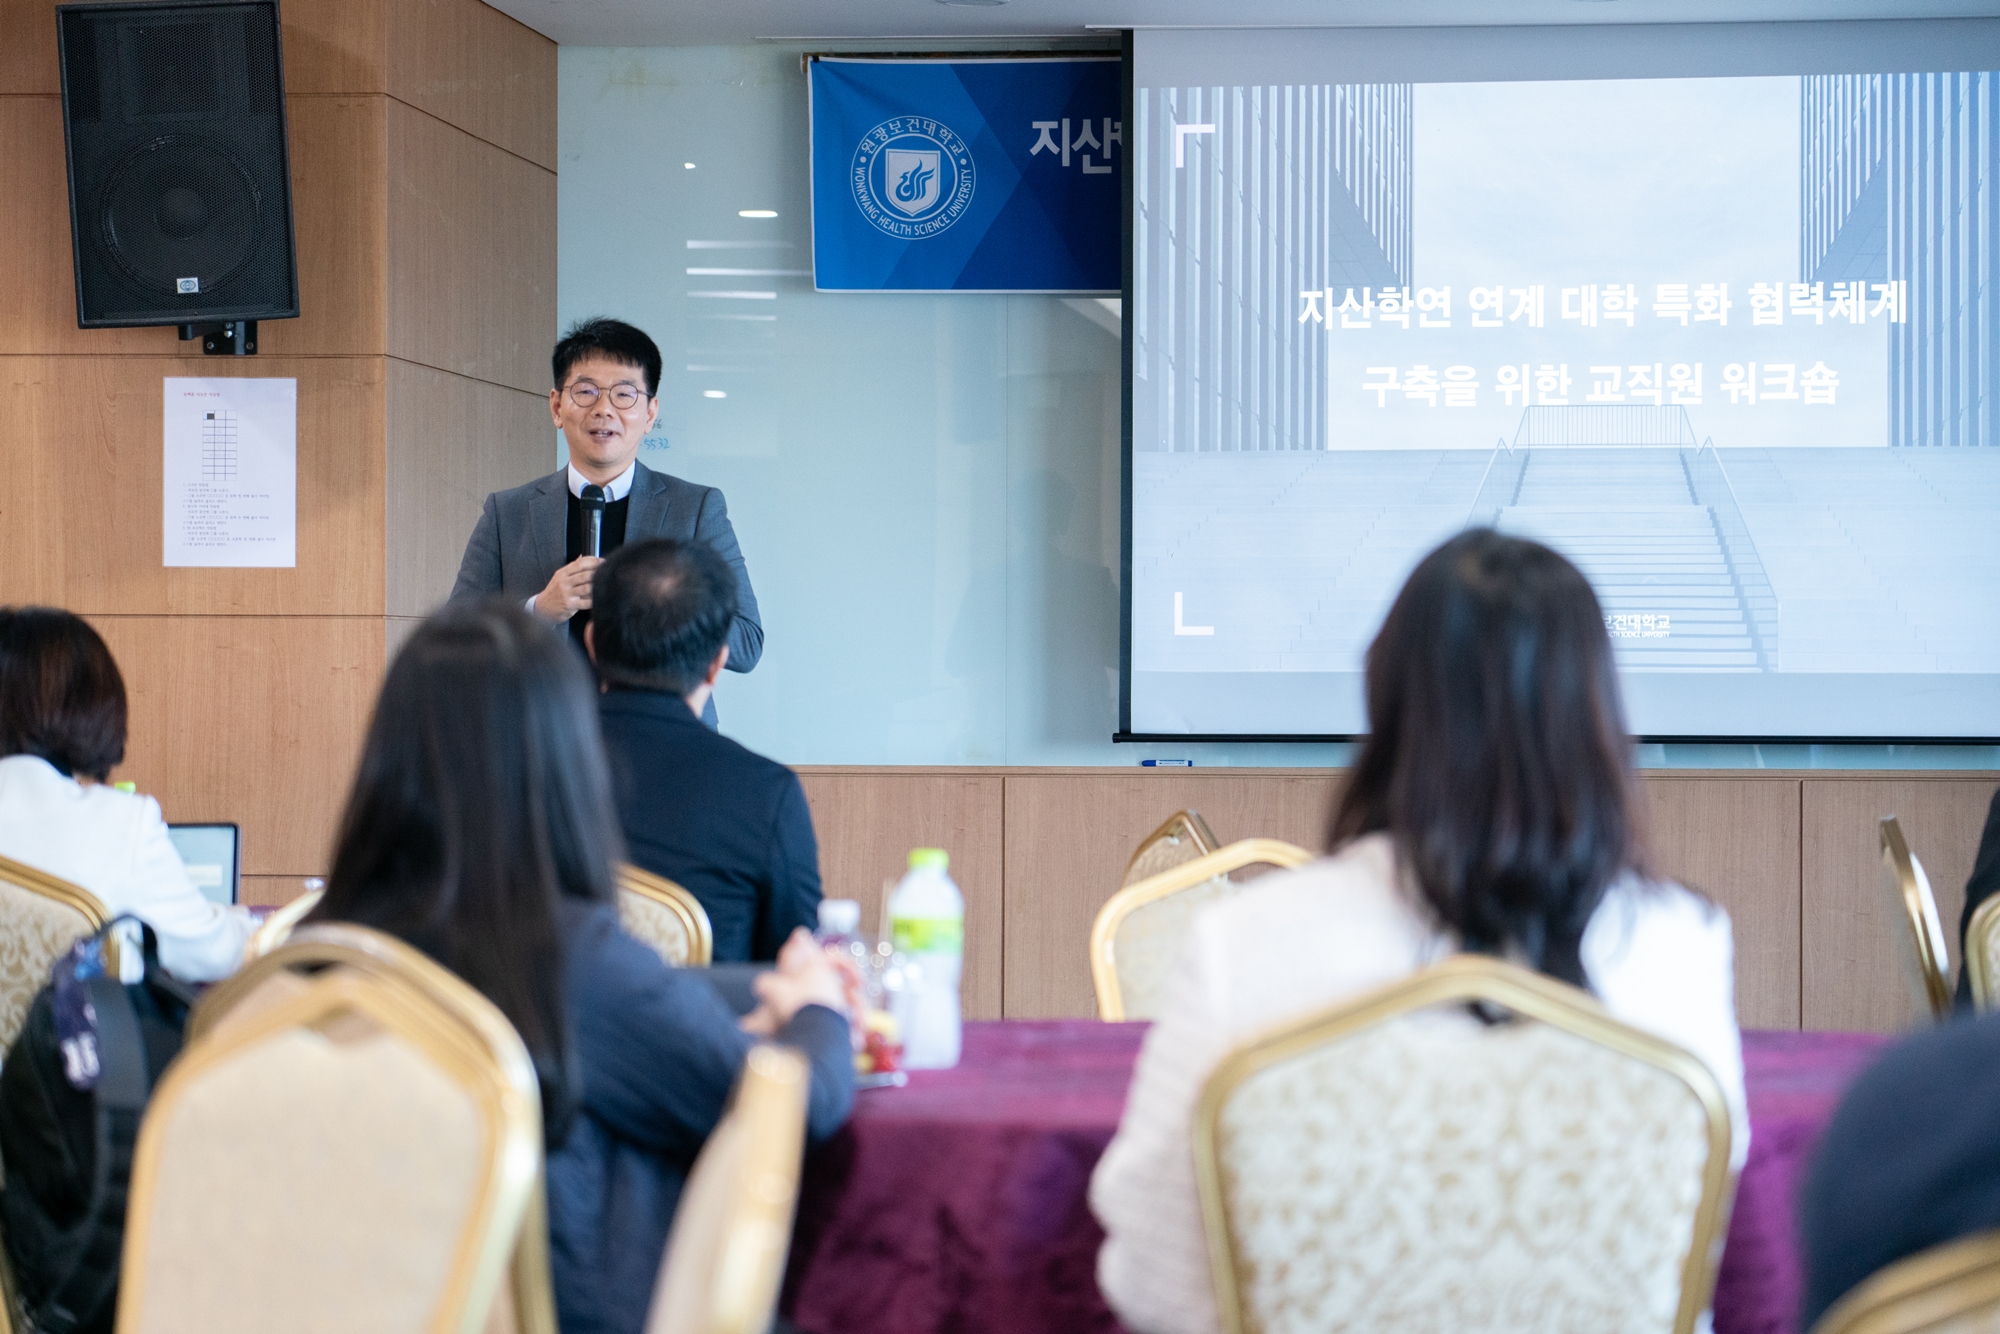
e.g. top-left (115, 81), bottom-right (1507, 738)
top-left (1089, 529), bottom-right (1747, 1334)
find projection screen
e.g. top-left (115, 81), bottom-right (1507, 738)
top-left (1124, 21), bottom-right (2000, 741)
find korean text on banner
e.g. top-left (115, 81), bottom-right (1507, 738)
top-left (809, 57), bottom-right (1121, 292)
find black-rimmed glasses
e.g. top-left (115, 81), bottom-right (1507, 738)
top-left (564, 382), bottom-right (651, 411)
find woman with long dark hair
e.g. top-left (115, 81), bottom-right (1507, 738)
top-left (312, 602), bottom-right (852, 1334)
top-left (1089, 529), bottom-right (1747, 1334)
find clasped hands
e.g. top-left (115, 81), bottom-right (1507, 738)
top-left (739, 927), bottom-right (863, 1037)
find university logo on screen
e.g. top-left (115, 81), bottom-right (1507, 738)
top-left (850, 117), bottom-right (976, 240)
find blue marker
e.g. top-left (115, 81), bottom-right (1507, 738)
top-left (1140, 759), bottom-right (1194, 767)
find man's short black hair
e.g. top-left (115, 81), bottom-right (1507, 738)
top-left (552, 317), bottom-right (663, 398)
top-left (591, 540), bottom-right (738, 696)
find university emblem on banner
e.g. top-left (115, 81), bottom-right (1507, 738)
top-left (852, 118), bottom-right (976, 240)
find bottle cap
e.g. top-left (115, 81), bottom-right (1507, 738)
top-left (818, 898), bottom-right (861, 935)
top-left (907, 848), bottom-right (949, 872)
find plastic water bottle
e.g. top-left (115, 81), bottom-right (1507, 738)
top-left (815, 898), bottom-right (864, 958)
top-left (888, 848), bottom-right (963, 1069)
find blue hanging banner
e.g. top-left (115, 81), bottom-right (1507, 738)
top-left (809, 56), bottom-right (1121, 293)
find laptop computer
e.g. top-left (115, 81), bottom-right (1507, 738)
top-left (167, 823), bottom-right (240, 907)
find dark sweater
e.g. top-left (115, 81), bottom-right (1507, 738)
top-left (546, 899), bottom-right (852, 1334)
top-left (598, 687), bottom-right (822, 963)
top-left (1799, 1011), bottom-right (2000, 1327)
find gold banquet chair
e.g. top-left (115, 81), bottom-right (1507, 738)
top-left (118, 949), bottom-right (543, 1334)
top-left (181, 924), bottom-right (558, 1334)
top-left (1810, 1228), bottom-right (2000, 1334)
top-left (1881, 817), bottom-right (1954, 1024)
top-left (643, 1045), bottom-right (810, 1334)
top-left (1965, 897), bottom-right (2000, 1014)
top-left (1122, 810), bottom-right (1222, 888)
top-left (1091, 839), bottom-right (1314, 1021)
top-left (0, 853), bottom-right (111, 1049)
top-left (240, 884), bottom-right (323, 962)
top-left (1195, 955), bottom-right (1737, 1334)
top-left (618, 863), bottom-right (714, 967)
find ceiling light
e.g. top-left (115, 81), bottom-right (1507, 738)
top-left (739, 209), bottom-right (778, 218)
top-left (684, 162), bottom-right (696, 169)
top-left (703, 390), bottom-right (728, 399)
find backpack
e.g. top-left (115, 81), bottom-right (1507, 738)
top-left (0, 918), bottom-right (193, 1334)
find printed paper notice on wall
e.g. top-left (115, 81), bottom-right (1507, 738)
top-left (162, 377), bottom-right (297, 568)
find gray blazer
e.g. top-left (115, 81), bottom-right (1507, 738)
top-left (450, 460), bottom-right (765, 683)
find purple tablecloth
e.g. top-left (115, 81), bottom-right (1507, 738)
top-left (782, 1022), bottom-right (1889, 1334)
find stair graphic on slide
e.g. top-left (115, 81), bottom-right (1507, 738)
top-left (1473, 419), bottom-right (1780, 671)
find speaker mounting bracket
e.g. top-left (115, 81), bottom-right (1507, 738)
top-left (177, 320), bottom-right (258, 355)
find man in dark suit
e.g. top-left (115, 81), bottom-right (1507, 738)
top-left (585, 537), bottom-right (821, 964)
top-left (1954, 788), bottom-right (2000, 1008)
top-left (451, 316), bottom-right (760, 727)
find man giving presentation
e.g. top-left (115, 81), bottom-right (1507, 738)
top-left (450, 317), bottom-right (763, 727)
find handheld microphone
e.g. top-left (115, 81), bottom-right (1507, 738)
top-left (580, 483), bottom-right (606, 558)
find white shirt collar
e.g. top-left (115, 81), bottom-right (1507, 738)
top-left (567, 461), bottom-right (636, 501)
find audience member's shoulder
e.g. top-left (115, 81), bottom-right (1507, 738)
top-left (1600, 871), bottom-right (1732, 942)
top-left (1845, 1011), bottom-right (2000, 1113)
top-left (558, 897), bottom-right (663, 983)
top-left (0, 754), bottom-right (156, 834)
top-left (557, 895), bottom-right (723, 997)
top-left (1200, 833), bottom-right (1412, 950)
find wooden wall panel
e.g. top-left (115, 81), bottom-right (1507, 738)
top-left (795, 770), bottom-right (1004, 1021)
top-left (242, 874), bottom-right (319, 909)
top-left (0, 94), bottom-right (386, 359)
top-left (386, 360), bottom-right (549, 615)
top-left (280, 0), bottom-right (389, 95)
top-left (386, 98), bottom-right (555, 393)
top-left (0, 0), bottom-right (57, 95)
top-left (1000, 770), bottom-right (1343, 1019)
top-left (90, 616), bottom-right (384, 876)
top-left (387, 0), bottom-right (556, 169)
top-left (1640, 775), bottom-right (1801, 1030)
top-left (1, 0), bottom-right (389, 99)
top-left (0, 0), bottom-right (552, 915)
top-left (0, 356), bottom-right (386, 614)
top-left (1802, 776), bottom-right (2000, 1033)
top-left (255, 95), bottom-right (389, 358)
top-left (787, 767), bottom-right (1987, 1031)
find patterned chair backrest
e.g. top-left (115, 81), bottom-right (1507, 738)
top-left (1966, 898), bottom-right (2000, 1015)
top-left (180, 924), bottom-right (558, 1334)
top-left (120, 958), bottom-right (541, 1334)
top-left (1091, 839), bottom-right (1315, 1022)
top-left (1881, 817), bottom-right (1953, 1024)
top-left (1810, 1227), bottom-right (2000, 1334)
top-left (645, 1045), bottom-right (809, 1334)
top-left (1194, 955), bottom-right (1736, 1334)
top-left (0, 854), bottom-right (109, 1051)
top-left (1123, 811), bottom-right (1222, 888)
top-left (618, 864), bottom-right (714, 967)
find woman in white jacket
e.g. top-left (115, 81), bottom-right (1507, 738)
top-left (0, 607), bottom-right (255, 981)
top-left (1089, 529), bottom-right (1748, 1334)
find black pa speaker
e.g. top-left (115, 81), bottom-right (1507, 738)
top-left (57, 0), bottom-right (298, 335)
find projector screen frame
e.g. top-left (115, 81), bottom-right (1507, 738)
top-left (1113, 19), bottom-right (2000, 747)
